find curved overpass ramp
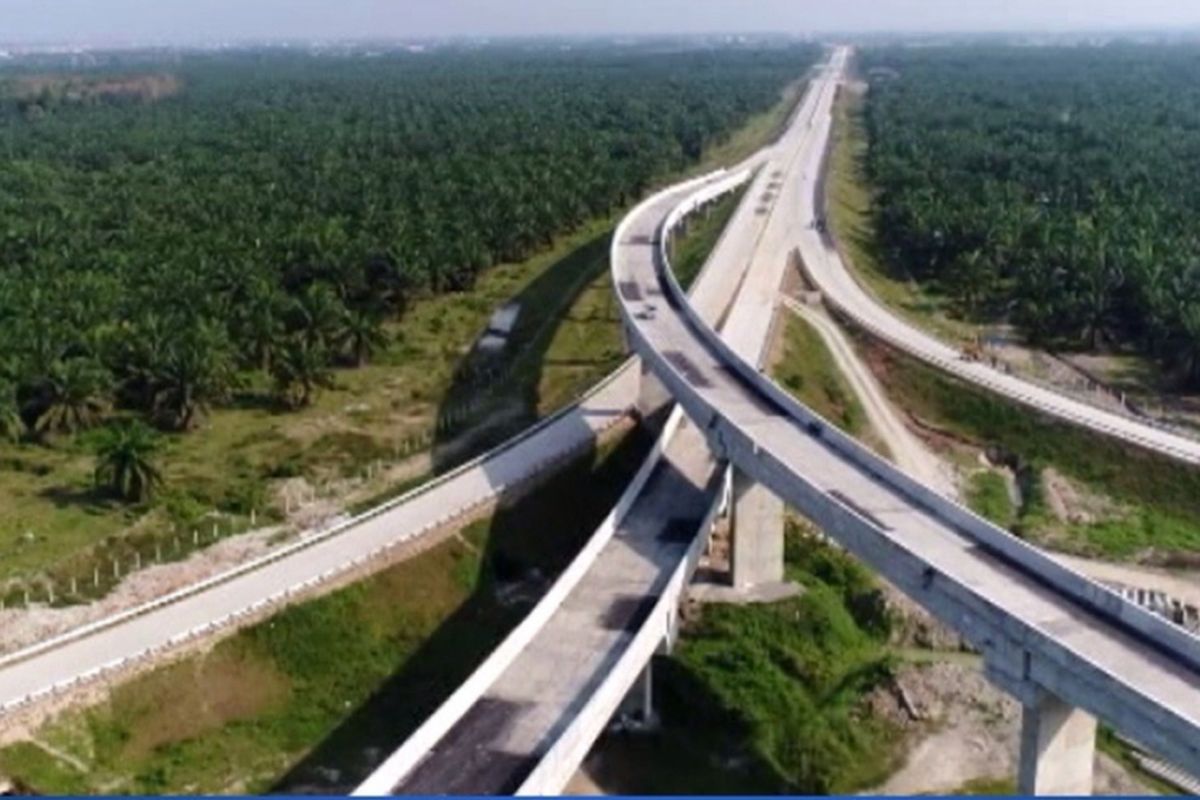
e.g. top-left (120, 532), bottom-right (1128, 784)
top-left (800, 51), bottom-right (1200, 465)
top-left (352, 62), bottom-right (840, 798)
top-left (615, 50), bottom-right (1200, 787)
top-left (0, 333), bottom-right (637, 726)
top-left (359, 49), bottom-right (1200, 796)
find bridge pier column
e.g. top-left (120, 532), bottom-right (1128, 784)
top-left (617, 660), bottom-right (657, 728)
top-left (637, 661), bottom-right (655, 726)
top-left (730, 468), bottom-right (784, 588)
top-left (1017, 689), bottom-right (1097, 796)
top-left (636, 357), bottom-right (671, 421)
top-left (622, 323), bottom-right (671, 421)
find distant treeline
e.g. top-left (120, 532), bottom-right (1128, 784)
top-left (862, 45), bottom-right (1200, 383)
top-left (0, 45), bottom-right (817, 440)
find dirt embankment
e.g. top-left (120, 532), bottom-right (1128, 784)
top-left (0, 524), bottom-right (286, 656)
top-left (865, 660), bottom-right (1153, 795)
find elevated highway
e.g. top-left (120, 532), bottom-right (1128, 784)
top-left (798, 53), bottom-right (1200, 466)
top-left (616, 46), bottom-right (1200, 794)
top-left (353, 56), bottom-right (844, 799)
top-left (9, 44), bottom-right (1200, 796)
top-left (359, 48), bottom-right (1200, 796)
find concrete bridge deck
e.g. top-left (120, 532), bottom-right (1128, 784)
top-left (355, 60), bottom-right (837, 797)
top-left (361, 50), bottom-right (1200, 795)
top-left (614, 50), bottom-right (1200, 779)
top-left (390, 426), bottom-right (718, 794)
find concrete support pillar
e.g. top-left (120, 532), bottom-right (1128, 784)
top-left (617, 660), bottom-right (657, 728)
top-left (730, 467), bottom-right (784, 588)
top-left (1017, 689), bottom-right (1097, 796)
top-left (636, 357), bottom-right (671, 421)
top-left (637, 661), bottom-right (655, 725)
top-left (719, 466), bottom-right (734, 519)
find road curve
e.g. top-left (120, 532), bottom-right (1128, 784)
top-left (0, 359), bottom-right (637, 722)
top-left (0, 47), bottom-right (828, 746)
top-left (352, 71), bottom-right (840, 796)
top-left (798, 50), bottom-right (1200, 466)
top-left (615, 47), bottom-right (1200, 773)
top-left (780, 295), bottom-right (953, 493)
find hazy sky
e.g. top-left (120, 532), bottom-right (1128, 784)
top-left (5, 0), bottom-right (1200, 45)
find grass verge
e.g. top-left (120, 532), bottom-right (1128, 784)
top-left (672, 188), bottom-right (747, 292)
top-left (770, 311), bottom-right (893, 459)
top-left (863, 337), bottom-right (1200, 561)
top-left (940, 776), bottom-right (1018, 795)
top-left (966, 471), bottom-right (1017, 530)
top-left (0, 425), bottom-right (654, 794)
top-left (0, 66), bottom-right (812, 599)
top-left (583, 525), bottom-right (900, 794)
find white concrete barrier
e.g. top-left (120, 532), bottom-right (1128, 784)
top-left (515, 485), bottom-right (722, 795)
top-left (650, 182), bottom-right (1200, 672)
top-left (352, 405), bottom-right (687, 795)
top-left (612, 165), bottom-right (1200, 769)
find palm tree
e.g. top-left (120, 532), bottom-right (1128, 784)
top-left (33, 358), bottom-right (111, 436)
top-left (152, 320), bottom-right (237, 431)
top-left (106, 313), bottom-right (171, 412)
top-left (339, 307), bottom-right (389, 367)
top-left (290, 282), bottom-right (346, 350)
top-left (1071, 223), bottom-right (1124, 350)
top-left (949, 249), bottom-right (992, 318)
top-left (366, 256), bottom-right (420, 318)
top-left (0, 381), bottom-right (24, 443)
top-left (272, 338), bottom-right (333, 409)
top-left (93, 420), bottom-right (163, 503)
top-left (233, 282), bottom-right (286, 372)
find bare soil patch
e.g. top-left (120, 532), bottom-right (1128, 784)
top-left (11, 73), bottom-right (182, 105)
top-left (0, 524), bottom-right (285, 656)
top-left (1042, 466), bottom-right (1117, 526)
top-left (866, 661), bottom-right (1152, 795)
top-left (113, 644), bottom-right (289, 760)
